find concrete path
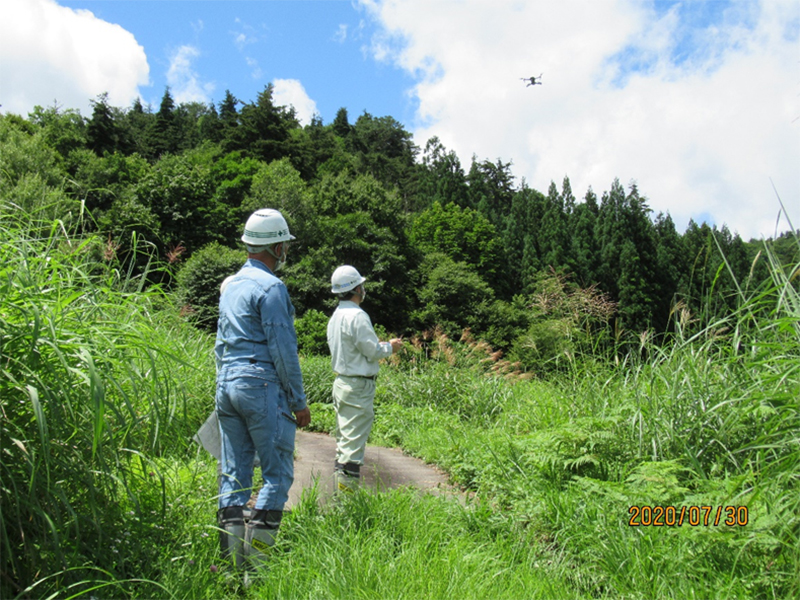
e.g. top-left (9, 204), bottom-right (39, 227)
top-left (286, 431), bottom-right (463, 508)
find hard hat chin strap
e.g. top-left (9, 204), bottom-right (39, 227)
top-left (265, 242), bottom-right (287, 271)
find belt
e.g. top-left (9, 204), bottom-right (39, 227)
top-left (335, 373), bottom-right (377, 381)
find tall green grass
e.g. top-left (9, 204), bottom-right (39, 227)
top-left (243, 485), bottom-right (583, 600)
top-left (0, 204), bottom-right (215, 597)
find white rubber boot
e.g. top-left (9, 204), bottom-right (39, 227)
top-left (217, 506), bottom-right (246, 570)
top-left (334, 462), bottom-right (361, 493)
top-left (243, 509), bottom-right (282, 586)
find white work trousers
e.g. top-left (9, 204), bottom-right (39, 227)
top-left (332, 375), bottom-right (376, 465)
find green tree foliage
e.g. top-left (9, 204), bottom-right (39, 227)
top-left (618, 239), bottom-right (655, 332)
top-left (715, 225), bottom-right (753, 300)
top-left (347, 112), bottom-right (418, 190)
top-left (70, 149), bottom-right (151, 215)
top-left (315, 134), bottom-right (356, 180)
top-left (770, 229), bottom-right (800, 275)
top-left (332, 106), bottom-right (352, 138)
top-left (243, 158), bottom-right (317, 289)
top-left (479, 295), bottom-right (532, 351)
top-left (86, 93), bottom-right (119, 156)
top-left (774, 228), bottom-right (800, 256)
top-left (680, 220), bottom-right (756, 324)
top-left (653, 212), bottom-right (685, 329)
top-left (131, 151), bottom-right (218, 254)
top-left (466, 157), bottom-right (515, 229)
top-left (412, 253), bottom-right (496, 338)
top-left (596, 179), bottom-right (627, 298)
top-left (681, 219), bottom-right (716, 312)
top-left (150, 87), bottom-right (180, 157)
top-left (307, 107), bottom-right (358, 179)
top-left (3, 90), bottom-right (793, 354)
top-left (96, 194), bottom-right (160, 259)
top-left (0, 113), bottom-right (65, 187)
top-left (571, 187), bottom-right (601, 287)
top-left (243, 157), bottom-right (312, 230)
top-left (176, 101), bottom-right (217, 151)
top-left (539, 179), bottom-right (574, 271)
top-left (28, 103), bottom-right (87, 166)
top-left (120, 97), bottom-right (155, 157)
top-left (284, 171), bottom-right (412, 332)
top-left (198, 102), bottom-right (222, 144)
top-left (294, 308), bottom-right (330, 356)
top-left (597, 180), bottom-right (660, 332)
top-left (231, 84), bottom-right (300, 163)
top-left (288, 114), bottom-right (339, 181)
top-left (175, 241), bottom-right (246, 330)
top-left (503, 184), bottom-right (545, 294)
top-left (206, 147), bottom-right (262, 243)
top-left (416, 136), bottom-right (468, 212)
top-left (0, 114), bottom-right (78, 220)
top-left (408, 201), bottom-right (503, 291)
top-left (213, 89), bottom-right (241, 153)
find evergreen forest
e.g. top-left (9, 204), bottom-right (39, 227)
top-left (3, 86), bottom-right (797, 360)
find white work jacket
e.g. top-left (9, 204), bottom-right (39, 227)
top-left (327, 301), bottom-right (392, 377)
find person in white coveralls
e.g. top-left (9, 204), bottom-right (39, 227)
top-left (326, 265), bottom-right (403, 492)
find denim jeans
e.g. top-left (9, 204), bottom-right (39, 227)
top-left (216, 372), bottom-right (296, 510)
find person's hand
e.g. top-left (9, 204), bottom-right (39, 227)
top-left (294, 407), bottom-right (311, 428)
top-left (389, 338), bottom-right (404, 353)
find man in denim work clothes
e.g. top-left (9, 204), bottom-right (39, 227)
top-left (327, 265), bottom-right (403, 492)
top-left (215, 209), bottom-right (311, 576)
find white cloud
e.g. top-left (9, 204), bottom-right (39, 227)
top-left (0, 0), bottom-right (149, 116)
top-left (362, 0), bottom-right (799, 239)
top-left (245, 57), bottom-right (263, 80)
top-left (272, 79), bottom-right (318, 126)
top-left (167, 45), bottom-right (215, 104)
top-left (231, 20), bottom-right (259, 52)
top-left (334, 24), bottom-right (348, 43)
top-left (233, 33), bottom-right (250, 51)
top-left (230, 19), bottom-right (264, 81)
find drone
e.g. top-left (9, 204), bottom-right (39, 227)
top-left (521, 74), bottom-right (543, 86)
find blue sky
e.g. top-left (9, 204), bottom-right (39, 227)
top-left (1, 0), bottom-right (798, 240)
top-left (53, 0), bottom-right (418, 125)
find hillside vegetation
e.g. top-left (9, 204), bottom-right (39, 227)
top-left (1, 93), bottom-right (798, 598)
top-left (2, 93), bottom-right (797, 363)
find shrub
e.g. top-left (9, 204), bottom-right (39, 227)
top-left (509, 319), bottom-right (573, 371)
top-left (295, 308), bottom-right (330, 356)
top-left (175, 242), bottom-right (246, 330)
top-left (412, 253), bottom-right (495, 338)
top-left (299, 355), bottom-right (335, 405)
top-left (509, 271), bottom-right (616, 372)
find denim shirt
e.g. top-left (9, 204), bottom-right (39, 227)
top-left (215, 259), bottom-right (307, 412)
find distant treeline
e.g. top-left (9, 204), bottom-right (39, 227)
top-left (1, 86), bottom-right (796, 363)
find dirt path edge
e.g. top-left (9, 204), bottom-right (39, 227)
top-left (288, 430), bottom-right (463, 508)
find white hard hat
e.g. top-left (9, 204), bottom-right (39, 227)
top-left (241, 209), bottom-right (295, 246)
top-left (331, 265), bottom-right (366, 294)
